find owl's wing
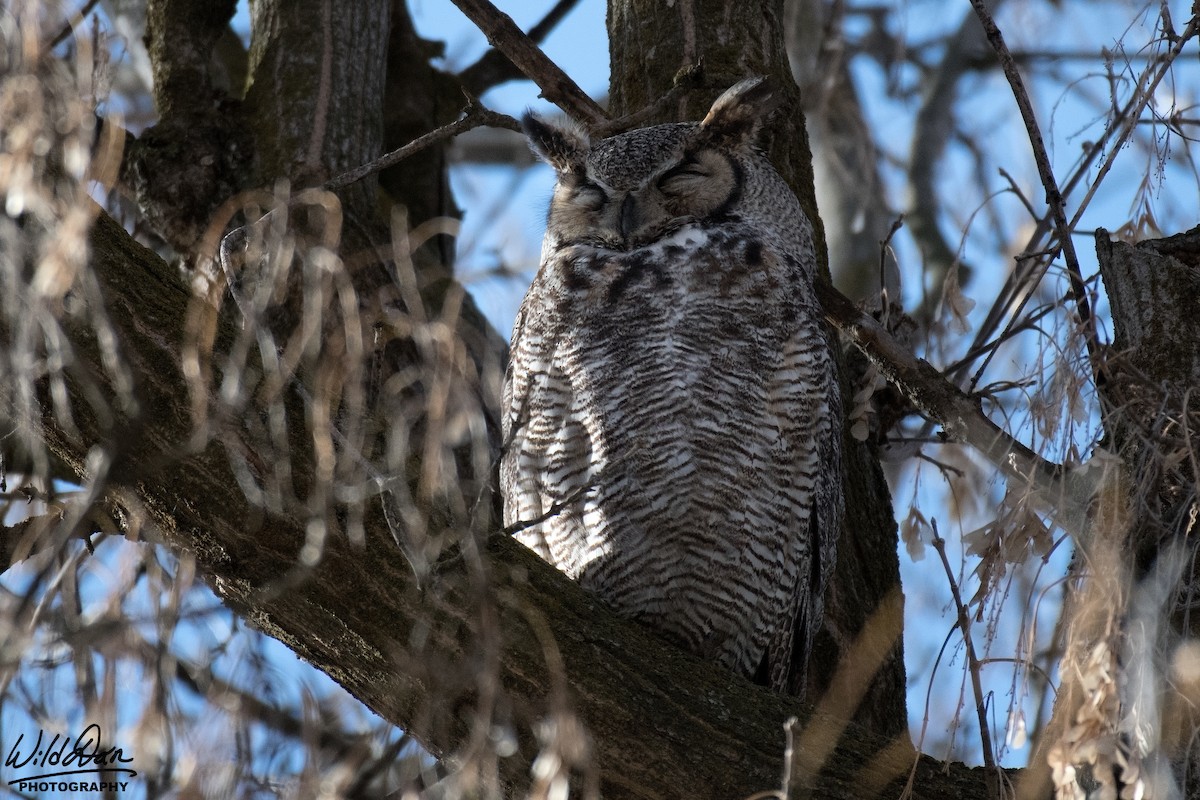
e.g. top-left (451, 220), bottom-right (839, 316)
top-left (500, 269), bottom-right (596, 573)
top-left (500, 290), bottom-right (548, 525)
top-left (764, 309), bottom-right (844, 694)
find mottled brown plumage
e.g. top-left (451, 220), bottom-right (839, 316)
top-left (501, 79), bottom-right (843, 692)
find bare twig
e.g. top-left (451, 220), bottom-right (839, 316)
top-left (46, 0), bottom-right (102, 49)
top-left (949, 19), bottom-right (1199, 393)
top-left (589, 63), bottom-right (704, 138)
top-left (325, 101), bottom-right (520, 191)
top-left (997, 167), bottom-right (1038, 222)
top-left (1065, 14), bottom-right (1200, 232)
top-left (167, 638), bottom-right (373, 756)
top-left (957, 7), bottom-right (1198, 399)
top-left (905, 625), bottom-right (968, 798)
top-left (968, 0), bottom-right (1101, 387)
top-left (815, 280), bottom-right (1095, 541)
top-left (448, 0), bottom-right (608, 125)
top-left (931, 520), bottom-right (1001, 798)
top-left (955, 106), bottom-right (1107, 392)
top-left (502, 484), bottom-right (591, 537)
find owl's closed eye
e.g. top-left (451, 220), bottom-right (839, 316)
top-left (522, 83), bottom-right (778, 251)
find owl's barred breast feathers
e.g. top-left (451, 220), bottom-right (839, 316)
top-left (501, 78), bottom-right (843, 694)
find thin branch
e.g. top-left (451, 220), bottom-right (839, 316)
top-left (931, 521), bottom-right (1001, 799)
top-left (967, 1), bottom-right (1100, 386)
top-left (977, 657), bottom-right (1057, 697)
top-left (458, 0), bottom-right (583, 95)
top-left (1065, 14), bottom-right (1200, 232)
top-left (448, 0), bottom-right (608, 125)
top-left (502, 484), bottom-right (591, 537)
top-left (947, 13), bottom-right (1200, 391)
top-left (997, 167), bottom-right (1038, 222)
top-left (955, 11), bottom-right (1195, 409)
top-left (943, 301), bottom-right (1053, 377)
top-left (815, 280), bottom-right (1095, 542)
top-left (325, 101), bottom-right (520, 191)
top-left (907, 625), bottom-right (968, 797)
top-left (167, 639), bottom-right (372, 756)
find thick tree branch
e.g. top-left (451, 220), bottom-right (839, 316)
top-left (457, 0), bottom-right (582, 95)
top-left (447, 0), bottom-right (607, 125)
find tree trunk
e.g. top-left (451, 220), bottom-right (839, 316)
top-left (607, 0), bottom-right (907, 739)
top-left (1023, 228), bottom-right (1200, 799)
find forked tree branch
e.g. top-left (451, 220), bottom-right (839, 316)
top-left (458, 0), bottom-right (583, 95)
top-left (447, 0), bottom-right (608, 125)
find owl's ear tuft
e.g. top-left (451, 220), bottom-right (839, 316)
top-left (522, 113), bottom-right (589, 174)
top-left (697, 77), bottom-right (780, 146)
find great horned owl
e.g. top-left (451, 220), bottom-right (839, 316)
top-left (501, 78), bottom-right (843, 693)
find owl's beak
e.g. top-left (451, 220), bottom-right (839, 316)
top-left (617, 193), bottom-right (640, 242)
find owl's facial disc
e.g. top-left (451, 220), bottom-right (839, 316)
top-left (550, 149), bottom-right (740, 250)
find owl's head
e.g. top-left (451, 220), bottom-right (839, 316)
top-left (523, 78), bottom-right (784, 251)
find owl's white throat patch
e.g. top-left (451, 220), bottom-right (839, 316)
top-left (563, 225), bottom-right (712, 259)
